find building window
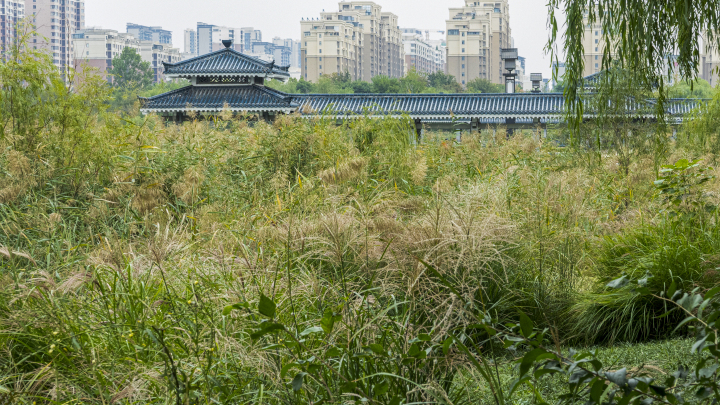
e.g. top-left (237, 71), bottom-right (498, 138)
top-left (462, 40), bottom-right (465, 44)
top-left (595, 39), bottom-right (598, 43)
top-left (595, 63), bottom-right (598, 68)
top-left (462, 80), bottom-right (465, 84)
top-left (319, 65), bottom-right (322, 69)
top-left (462, 56), bottom-right (465, 61)
top-left (462, 64), bottom-right (465, 68)
top-left (319, 57), bottom-right (322, 61)
top-left (448, 29), bottom-right (459, 35)
top-left (595, 55), bottom-right (598, 60)
top-left (462, 48), bottom-right (465, 53)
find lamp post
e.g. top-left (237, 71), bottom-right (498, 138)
top-left (530, 73), bottom-right (543, 93)
top-left (501, 48), bottom-right (518, 94)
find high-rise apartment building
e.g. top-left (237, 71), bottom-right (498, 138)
top-left (250, 41), bottom-right (292, 66)
top-left (127, 23), bottom-right (171, 45)
top-left (184, 28), bottom-right (197, 54)
top-left (196, 23), bottom-right (246, 55)
top-left (241, 27), bottom-right (262, 50)
top-left (272, 37), bottom-right (301, 68)
top-left (72, 28), bottom-right (180, 84)
top-left (72, 28), bottom-right (140, 83)
top-left (445, 0), bottom-right (512, 86)
top-left (401, 28), bottom-right (446, 75)
top-left (138, 41), bottom-right (181, 83)
top-left (301, 1), bottom-right (403, 82)
top-left (701, 35), bottom-right (720, 86)
top-left (32, 0), bottom-right (85, 72)
top-left (581, 15), bottom-right (608, 77)
top-left (1, 0), bottom-right (25, 57)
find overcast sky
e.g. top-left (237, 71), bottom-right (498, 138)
top-left (87, 0), bottom-right (560, 77)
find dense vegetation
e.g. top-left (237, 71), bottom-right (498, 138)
top-left (3, 30), bottom-right (720, 404)
top-left (266, 70), bottom-right (505, 94)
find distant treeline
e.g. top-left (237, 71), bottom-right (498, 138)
top-left (265, 69), bottom-right (507, 94)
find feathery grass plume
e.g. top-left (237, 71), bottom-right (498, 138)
top-left (172, 167), bottom-right (205, 204)
top-left (318, 156), bottom-right (368, 185)
top-left (0, 246), bottom-right (36, 264)
top-left (0, 184), bottom-right (27, 203)
top-left (185, 103), bottom-right (197, 120)
top-left (410, 153), bottom-right (428, 185)
top-left (219, 102), bottom-right (233, 121)
top-left (7, 150), bottom-right (31, 177)
top-left (131, 185), bottom-right (166, 214)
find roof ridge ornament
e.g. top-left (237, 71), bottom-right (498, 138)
top-left (222, 39), bottom-right (232, 49)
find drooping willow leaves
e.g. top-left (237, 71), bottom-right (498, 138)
top-left (547, 0), bottom-right (720, 138)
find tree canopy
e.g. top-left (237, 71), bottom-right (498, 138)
top-left (108, 47), bottom-right (154, 90)
top-left (267, 70), bottom-right (476, 95)
top-left (548, 0), bottom-right (720, 130)
top-left (466, 78), bottom-right (505, 94)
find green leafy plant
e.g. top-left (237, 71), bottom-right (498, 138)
top-left (655, 158), bottom-right (716, 217)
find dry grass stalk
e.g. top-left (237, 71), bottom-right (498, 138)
top-left (0, 245), bottom-right (36, 264)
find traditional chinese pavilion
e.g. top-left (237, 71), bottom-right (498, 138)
top-left (140, 41), bottom-right (700, 131)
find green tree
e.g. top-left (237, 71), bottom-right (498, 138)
top-left (427, 71), bottom-right (463, 93)
top-left (466, 78), bottom-right (504, 93)
top-left (668, 78), bottom-right (714, 99)
top-left (399, 68), bottom-right (428, 93)
top-left (547, 0), bottom-right (720, 131)
top-left (316, 75), bottom-right (353, 93)
top-left (350, 80), bottom-right (373, 93)
top-left (371, 75), bottom-right (401, 93)
top-left (108, 47), bottom-right (153, 89)
top-left (296, 78), bottom-right (316, 93)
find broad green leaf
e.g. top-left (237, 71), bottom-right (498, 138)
top-left (705, 285), bottom-right (720, 300)
top-left (590, 378), bottom-right (606, 402)
top-left (368, 343), bottom-right (385, 355)
top-left (520, 348), bottom-right (546, 377)
top-left (442, 337), bottom-right (453, 355)
top-left (300, 326), bottom-right (324, 336)
top-left (407, 343), bottom-right (421, 357)
top-left (281, 362), bottom-right (298, 378)
top-left (341, 381), bottom-right (357, 393)
top-left (250, 322), bottom-right (285, 340)
top-left (292, 372), bottom-right (306, 391)
top-left (607, 276), bottom-right (629, 289)
top-left (222, 302), bottom-right (249, 316)
top-left (326, 347), bottom-right (341, 357)
top-left (519, 311), bottom-right (533, 337)
top-left (375, 380), bottom-right (390, 396)
top-left (258, 294), bottom-right (276, 319)
top-left (605, 368), bottom-right (628, 387)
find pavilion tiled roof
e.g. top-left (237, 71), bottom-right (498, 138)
top-left (139, 85), bottom-right (298, 113)
top-left (290, 92), bottom-right (564, 119)
top-left (140, 86), bottom-right (702, 120)
top-left (162, 48), bottom-right (291, 79)
top-left (289, 92), bottom-right (701, 120)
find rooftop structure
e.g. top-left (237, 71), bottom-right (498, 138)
top-left (446, 0), bottom-right (512, 86)
top-left (402, 28), bottom-right (446, 75)
top-left (140, 41), bottom-right (294, 117)
top-left (127, 23), bottom-right (171, 45)
top-left (0, 0), bottom-right (24, 58)
top-left (72, 28), bottom-right (141, 84)
top-left (32, 0), bottom-right (85, 73)
top-left (141, 47), bottom-right (700, 133)
top-left (301, 1), bottom-right (404, 82)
